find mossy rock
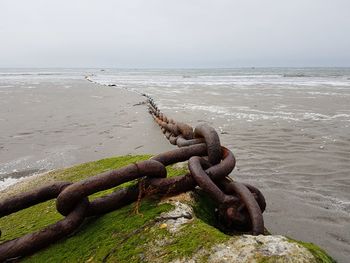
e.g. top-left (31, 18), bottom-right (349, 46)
top-left (0, 155), bottom-right (335, 263)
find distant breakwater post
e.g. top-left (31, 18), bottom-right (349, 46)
top-left (0, 91), bottom-right (265, 261)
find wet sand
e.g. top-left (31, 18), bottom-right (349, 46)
top-left (0, 79), bottom-right (173, 189)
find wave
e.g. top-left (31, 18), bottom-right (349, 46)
top-left (283, 73), bottom-right (346, 78)
top-left (162, 104), bottom-right (350, 122)
top-left (0, 72), bottom-right (65, 76)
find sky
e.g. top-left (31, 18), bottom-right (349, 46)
top-left (0, 0), bottom-right (349, 68)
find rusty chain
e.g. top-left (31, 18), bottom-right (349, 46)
top-left (0, 94), bottom-right (266, 261)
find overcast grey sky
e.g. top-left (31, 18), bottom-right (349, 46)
top-left (0, 0), bottom-right (349, 68)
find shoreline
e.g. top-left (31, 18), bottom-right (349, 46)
top-left (0, 78), bottom-right (173, 190)
top-left (0, 170), bottom-right (53, 199)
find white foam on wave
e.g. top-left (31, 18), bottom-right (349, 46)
top-left (0, 145), bottom-right (78, 189)
top-left (0, 156), bottom-right (32, 175)
top-left (22, 86), bottom-right (37, 89)
top-left (173, 104), bottom-right (350, 123)
top-left (88, 71), bottom-right (350, 124)
top-left (330, 199), bottom-right (350, 214)
top-left (305, 190), bottom-right (350, 214)
top-left (231, 112), bottom-right (299, 122)
top-left (89, 72), bottom-right (350, 89)
top-left (181, 104), bottom-right (301, 122)
top-left (0, 177), bottom-right (24, 191)
top-left (185, 104), bottom-right (229, 115)
top-left (303, 112), bottom-right (350, 121)
top-left (0, 170), bottom-right (50, 191)
top-left (307, 91), bottom-right (349, 96)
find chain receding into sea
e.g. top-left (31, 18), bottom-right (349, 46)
top-left (0, 93), bottom-right (266, 261)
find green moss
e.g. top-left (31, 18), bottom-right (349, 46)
top-left (288, 238), bottom-right (336, 263)
top-left (0, 154), bottom-right (190, 239)
top-left (43, 154), bottom-right (153, 183)
top-left (163, 219), bottom-right (229, 261)
top-left (0, 155), bottom-right (335, 263)
top-left (24, 199), bottom-right (172, 263)
top-left (0, 155), bottom-right (188, 262)
top-left (0, 155), bottom-right (216, 262)
top-left (192, 189), bottom-right (218, 227)
top-left (257, 257), bottom-right (282, 263)
top-left (0, 155), bottom-right (147, 242)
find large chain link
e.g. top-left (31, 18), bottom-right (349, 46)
top-left (145, 94), bottom-right (265, 234)
top-left (0, 95), bottom-right (266, 261)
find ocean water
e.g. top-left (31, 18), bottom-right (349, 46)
top-left (1, 68), bottom-right (350, 261)
top-left (90, 69), bottom-right (350, 186)
top-left (89, 68), bottom-right (350, 208)
top-left (90, 68), bottom-right (350, 261)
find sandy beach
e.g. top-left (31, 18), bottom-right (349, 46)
top-left (1, 69), bottom-right (349, 262)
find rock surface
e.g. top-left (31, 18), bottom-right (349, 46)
top-left (207, 235), bottom-right (315, 263)
top-left (157, 201), bottom-right (194, 233)
top-left (145, 193), bottom-right (333, 263)
top-left (0, 155), bottom-right (335, 262)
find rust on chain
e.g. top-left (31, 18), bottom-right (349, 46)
top-left (56, 160), bottom-right (166, 216)
top-left (194, 124), bottom-right (222, 165)
top-left (151, 143), bottom-right (207, 166)
top-left (0, 93), bottom-right (266, 261)
top-left (241, 183), bottom-right (266, 213)
top-left (188, 156), bottom-right (237, 205)
top-left (218, 179), bottom-right (264, 235)
top-left (147, 95), bottom-right (266, 234)
top-left (0, 187), bottom-right (88, 261)
top-left (0, 182), bottom-right (71, 217)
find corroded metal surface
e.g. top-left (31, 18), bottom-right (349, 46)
top-left (146, 94), bottom-right (265, 235)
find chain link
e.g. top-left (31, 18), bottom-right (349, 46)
top-left (0, 94), bottom-right (266, 261)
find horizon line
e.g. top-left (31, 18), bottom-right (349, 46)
top-left (1, 66), bottom-right (350, 70)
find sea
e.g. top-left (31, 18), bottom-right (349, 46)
top-left (90, 68), bottom-right (350, 214)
